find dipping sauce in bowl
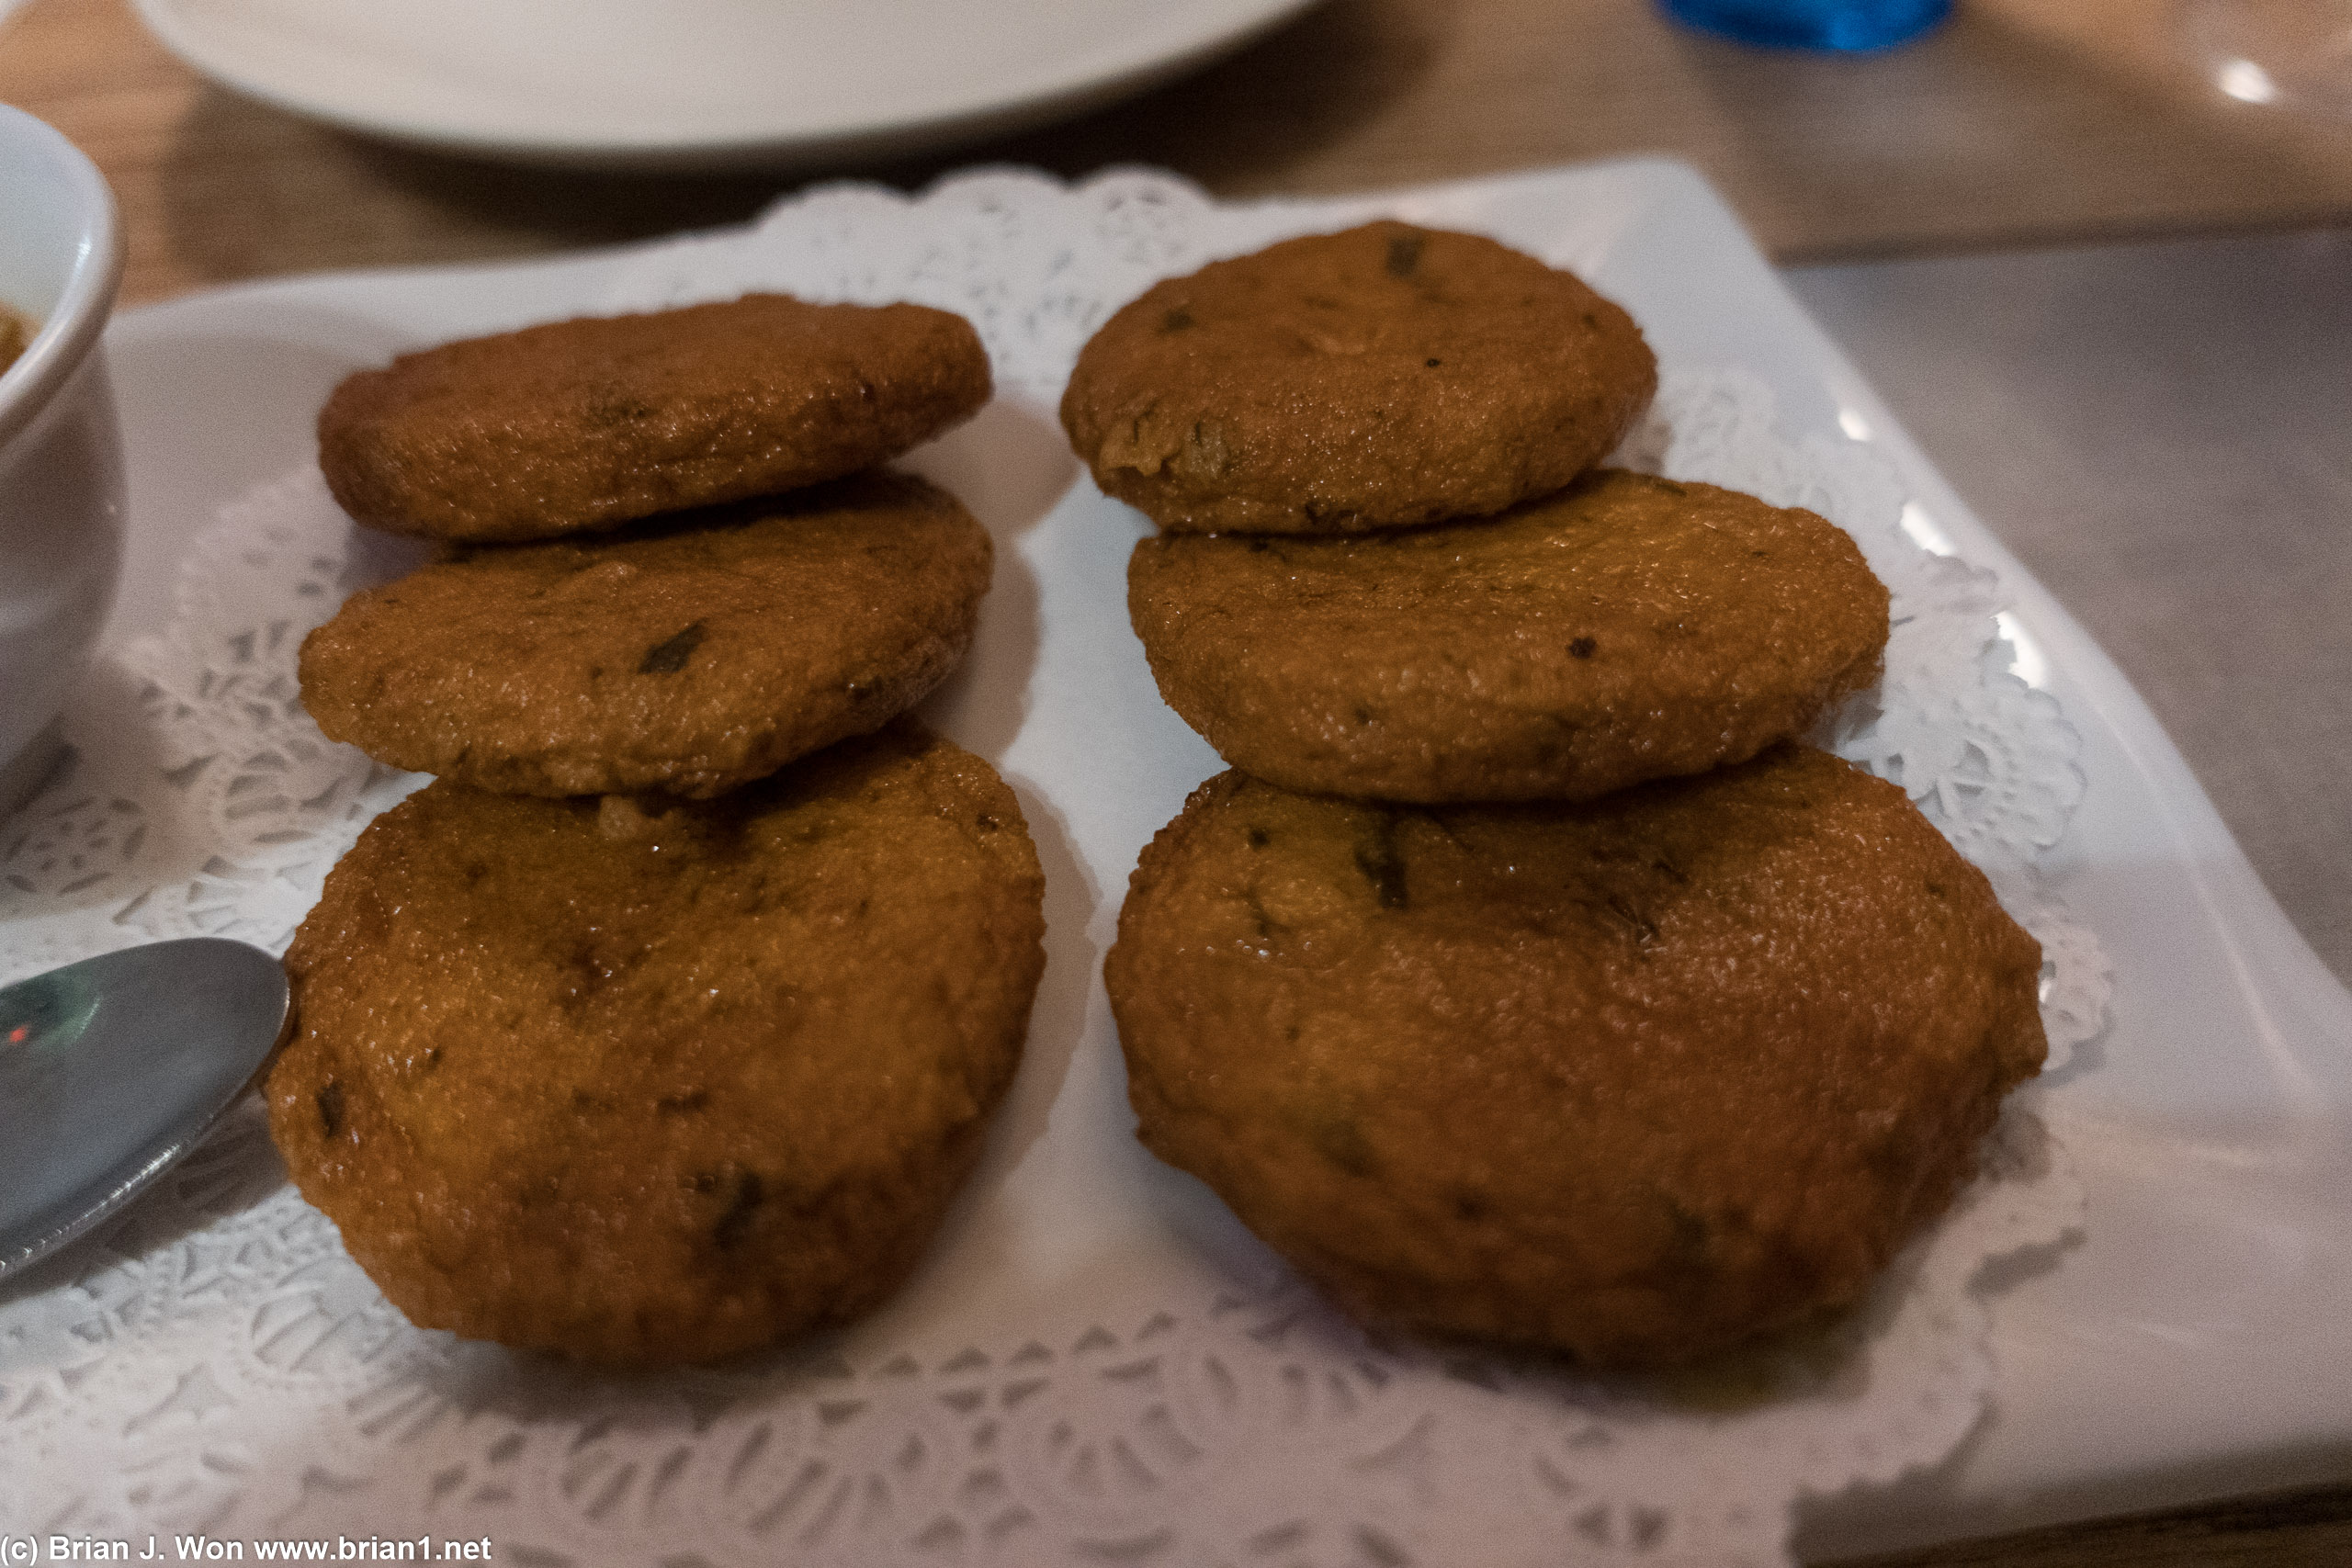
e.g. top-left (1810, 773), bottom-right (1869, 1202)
top-left (0, 305), bottom-right (30, 375)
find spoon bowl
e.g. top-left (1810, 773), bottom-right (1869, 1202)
top-left (0, 938), bottom-right (290, 1280)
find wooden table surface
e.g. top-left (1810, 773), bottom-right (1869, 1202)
top-left (7, 0), bottom-right (2352, 303)
top-left (5, 0), bottom-right (2350, 1562)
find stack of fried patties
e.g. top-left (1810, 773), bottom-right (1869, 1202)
top-left (271, 296), bottom-right (1046, 1369)
top-left (1063, 225), bottom-right (2048, 1369)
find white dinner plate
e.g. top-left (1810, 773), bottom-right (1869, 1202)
top-left (127, 0), bottom-right (1322, 169)
top-left (17, 161), bottom-right (2352, 1558)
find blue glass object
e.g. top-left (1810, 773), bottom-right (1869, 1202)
top-left (1660, 0), bottom-right (1952, 51)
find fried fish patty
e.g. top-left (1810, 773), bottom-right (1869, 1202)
top-left (1106, 749), bottom-right (2046, 1368)
top-left (1128, 469), bottom-right (1889, 803)
top-left (1059, 221), bottom-right (1656, 535)
top-left (268, 723), bottom-right (1046, 1368)
top-left (319, 294), bottom-right (991, 543)
top-left (299, 471), bottom-right (991, 798)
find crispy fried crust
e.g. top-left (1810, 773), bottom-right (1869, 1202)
top-left (269, 724), bottom-right (1046, 1368)
top-left (298, 471), bottom-right (991, 798)
top-left (318, 295), bottom-right (992, 543)
top-left (1106, 749), bottom-right (2046, 1367)
top-left (1128, 469), bottom-right (1890, 803)
top-left (1059, 221), bottom-right (1656, 535)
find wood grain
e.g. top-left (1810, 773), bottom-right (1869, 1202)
top-left (1824, 1482), bottom-right (2352, 1566)
top-left (6, 0), bottom-right (2352, 305)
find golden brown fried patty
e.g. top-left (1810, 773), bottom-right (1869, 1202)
top-left (1106, 749), bottom-right (2045, 1368)
top-left (269, 724), bottom-right (1046, 1368)
top-left (319, 294), bottom-right (991, 543)
top-left (299, 471), bottom-right (991, 798)
top-left (1059, 221), bottom-right (1656, 535)
top-left (1128, 469), bottom-right (1889, 803)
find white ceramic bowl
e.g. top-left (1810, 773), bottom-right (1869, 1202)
top-left (0, 106), bottom-right (126, 818)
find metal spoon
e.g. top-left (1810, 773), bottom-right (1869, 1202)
top-left (0, 938), bottom-right (290, 1281)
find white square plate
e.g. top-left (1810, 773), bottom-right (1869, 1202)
top-left (60, 159), bottom-right (2352, 1557)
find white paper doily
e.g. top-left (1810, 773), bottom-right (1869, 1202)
top-left (0, 169), bottom-right (2101, 1566)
